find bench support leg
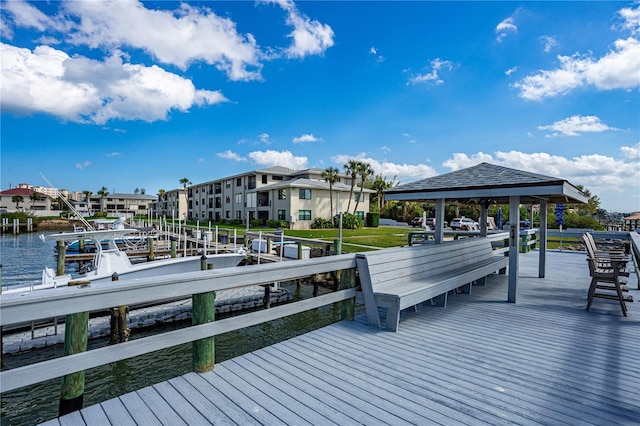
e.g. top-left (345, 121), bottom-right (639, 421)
top-left (386, 306), bottom-right (401, 332)
top-left (433, 292), bottom-right (447, 307)
top-left (461, 282), bottom-right (472, 293)
top-left (474, 276), bottom-right (487, 286)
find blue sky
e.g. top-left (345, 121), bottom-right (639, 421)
top-left (1, 0), bottom-right (639, 212)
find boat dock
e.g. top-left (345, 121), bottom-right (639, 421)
top-left (7, 246), bottom-right (637, 425)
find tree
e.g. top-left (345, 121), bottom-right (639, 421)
top-left (140, 188), bottom-right (146, 195)
top-left (321, 167), bottom-right (339, 220)
top-left (134, 188), bottom-right (140, 194)
top-left (343, 160), bottom-right (359, 214)
top-left (179, 177), bottom-right (191, 189)
top-left (157, 189), bottom-right (166, 200)
top-left (82, 190), bottom-right (93, 202)
top-left (369, 174), bottom-right (397, 212)
top-left (29, 192), bottom-right (42, 208)
top-left (97, 186), bottom-right (109, 212)
top-left (11, 195), bottom-right (24, 209)
top-left (353, 161), bottom-right (374, 214)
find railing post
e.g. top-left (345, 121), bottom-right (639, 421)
top-left (193, 255), bottom-right (215, 372)
top-left (59, 310), bottom-right (89, 416)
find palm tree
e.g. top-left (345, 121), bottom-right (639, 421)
top-left (370, 174), bottom-right (395, 211)
top-left (29, 192), bottom-right (42, 209)
top-left (353, 161), bottom-right (374, 214)
top-left (157, 189), bottom-right (166, 200)
top-left (11, 195), bottom-right (24, 209)
top-left (179, 177), bottom-right (191, 189)
top-left (343, 160), bottom-right (359, 214)
top-left (82, 190), bottom-right (93, 202)
top-left (321, 167), bottom-right (339, 219)
top-left (97, 186), bottom-right (109, 212)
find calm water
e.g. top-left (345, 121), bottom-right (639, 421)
top-left (1, 232), bottom-right (345, 425)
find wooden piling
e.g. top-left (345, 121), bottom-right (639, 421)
top-left (193, 255), bottom-right (215, 373)
top-left (339, 267), bottom-right (356, 321)
top-left (333, 239), bottom-right (342, 283)
top-left (147, 237), bottom-right (155, 261)
top-left (58, 309), bottom-right (89, 416)
top-left (109, 273), bottom-right (128, 344)
top-left (56, 240), bottom-right (66, 276)
top-left (170, 238), bottom-right (177, 258)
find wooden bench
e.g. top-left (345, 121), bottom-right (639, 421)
top-left (356, 237), bottom-right (509, 331)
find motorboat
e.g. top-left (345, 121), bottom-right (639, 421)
top-left (3, 228), bottom-right (246, 295)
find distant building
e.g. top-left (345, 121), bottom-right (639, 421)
top-left (623, 212), bottom-right (640, 231)
top-left (89, 193), bottom-right (157, 215)
top-left (153, 166), bottom-right (374, 230)
top-left (0, 187), bottom-right (51, 213)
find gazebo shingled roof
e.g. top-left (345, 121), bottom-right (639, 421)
top-left (385, 162), bottom-right (588, 205)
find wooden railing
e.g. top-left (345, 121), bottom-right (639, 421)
top-left (0, 254), bottom-right (358, 393)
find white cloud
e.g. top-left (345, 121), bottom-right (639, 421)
top-left (380, 146), bottom-right (391, 154)
top-left (538, 115), bottom-right (619, 137)
top-left (495, 15), bottom-right (517, 42)
top-left (441, 150), bottom-right (640, 205)
top-left (267, 0), bottom-right (334, 59)
top-left (408, 59), bottom-right (454, 85)
top-left (75, 160), bottom-right (92, 170)
top-left (331, 153), bottom-right (437, 183)
top-left (540, 35), bottom-right (558, 53)
top-left (0, 43), bottom-right (227, 124)
top-left (106, 152), bottom-right (122, 157)
top-left (258, 133), bottom-right (271, 144)
top-left (62, 0), bottom-right (263, 81)
top-left (292, 133), bottom-right (321, 143)
top-left (2, 0), bottom-right (66, 32)
top-left (217, 150), bottom-right (247, 162)
top-left (620, 142), bottom-right (640, 159)
top-left (505, 66), bottom-right (518, 76)
top-left (248, 150), bottom-right (308, 169)
top-left (617, 5), bottom-right (640, 35)
top-left (369, 46), bottom-right (384, 63)
top-left (515, 5), bottom-right (640, 100)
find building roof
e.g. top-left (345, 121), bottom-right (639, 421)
top-left (385, 162), bottom-right (589, 204)
top-left (624, 212), bottom-right (640, 221)
top-left (93, 193), bottom-right (157, 200)
top-left (256, 178), bottom-right (375, 193)
top-left (0, 188), bottom-right (49, 198)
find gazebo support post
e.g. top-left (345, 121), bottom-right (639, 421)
top-left (508, 195), bottom-right (520, 303)
top-left (538, 199), bottom-right (548, 278)
top-left (434, 199), bottom-right (445, 244)
top-left (479, 202), bottom-right (488, 237)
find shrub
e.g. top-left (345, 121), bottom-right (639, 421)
top-left (311, 217), bottom-right (333, 229)
top-left (366, 212), bottom-right (380, 227)
top-left (267, 220), bottom-right (289, 229)
top-left (338, 213), bottom-right (363, 230)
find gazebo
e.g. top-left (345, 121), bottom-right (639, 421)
top-left (384, 162), bottom-right (589, 303)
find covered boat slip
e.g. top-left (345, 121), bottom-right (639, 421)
top-left (42, 249), bottom-right (640, 425)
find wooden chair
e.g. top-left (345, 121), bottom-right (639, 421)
top-left (581, 234), bottom-right (633, 316)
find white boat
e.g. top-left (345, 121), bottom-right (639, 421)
top-left (3, 228), bottom-right (246, 295)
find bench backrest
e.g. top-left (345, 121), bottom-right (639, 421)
top-left (359, 237), bottom-right (499, 289)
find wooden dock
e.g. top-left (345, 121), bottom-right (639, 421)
top-left (40, 249), bottom-right (640, 425)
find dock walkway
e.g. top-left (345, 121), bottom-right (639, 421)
top-left (43, 250), bottom-right (640, 425)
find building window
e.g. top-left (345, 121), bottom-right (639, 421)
top-left (235, 194), bottom-right (242, 204)
top-left (273, 175), bottom-right (283, 181)
top-left (236, 210), bottom-right (242, 219)
top-left (225, 180), bottom-right (231, 188)
top-left (298, 210), bottom-right (311, 220)
top-left (354, 193), bottom-right (363, 202)
top-left (226, 210), bottom-right (230, 219)
top-left (226, 196), bottom-right (231, 203)
top-left (278, 189), bottom-right (287, 200)
top-left (262, 175), bottom-right (268, 184)
top-left (299, 189), bottom-right (311, 200)
top-left (355, 211), bottom-right (364, 219)
top-left (236, 177), bottom-right (242, 186)
top-left (278, 210), bottom-right (286, 221)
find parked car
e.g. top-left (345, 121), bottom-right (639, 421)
top-left (410, 217), bottom-right (423, 227)
top-left (450, 217), bottom-right (478, 230)
top-left (502, 220), bottom-right (531, 230)
top-left (424, 217), bottom-right (448, 228)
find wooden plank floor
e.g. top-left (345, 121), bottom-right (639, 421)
top-left (43, 250), bottom-right (640, 425)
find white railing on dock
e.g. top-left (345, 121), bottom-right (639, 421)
top-left (0, 254), bottom-right (358, 393)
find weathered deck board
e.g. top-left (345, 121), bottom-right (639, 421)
top-left (44, 250), bottom-right (640, 425)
